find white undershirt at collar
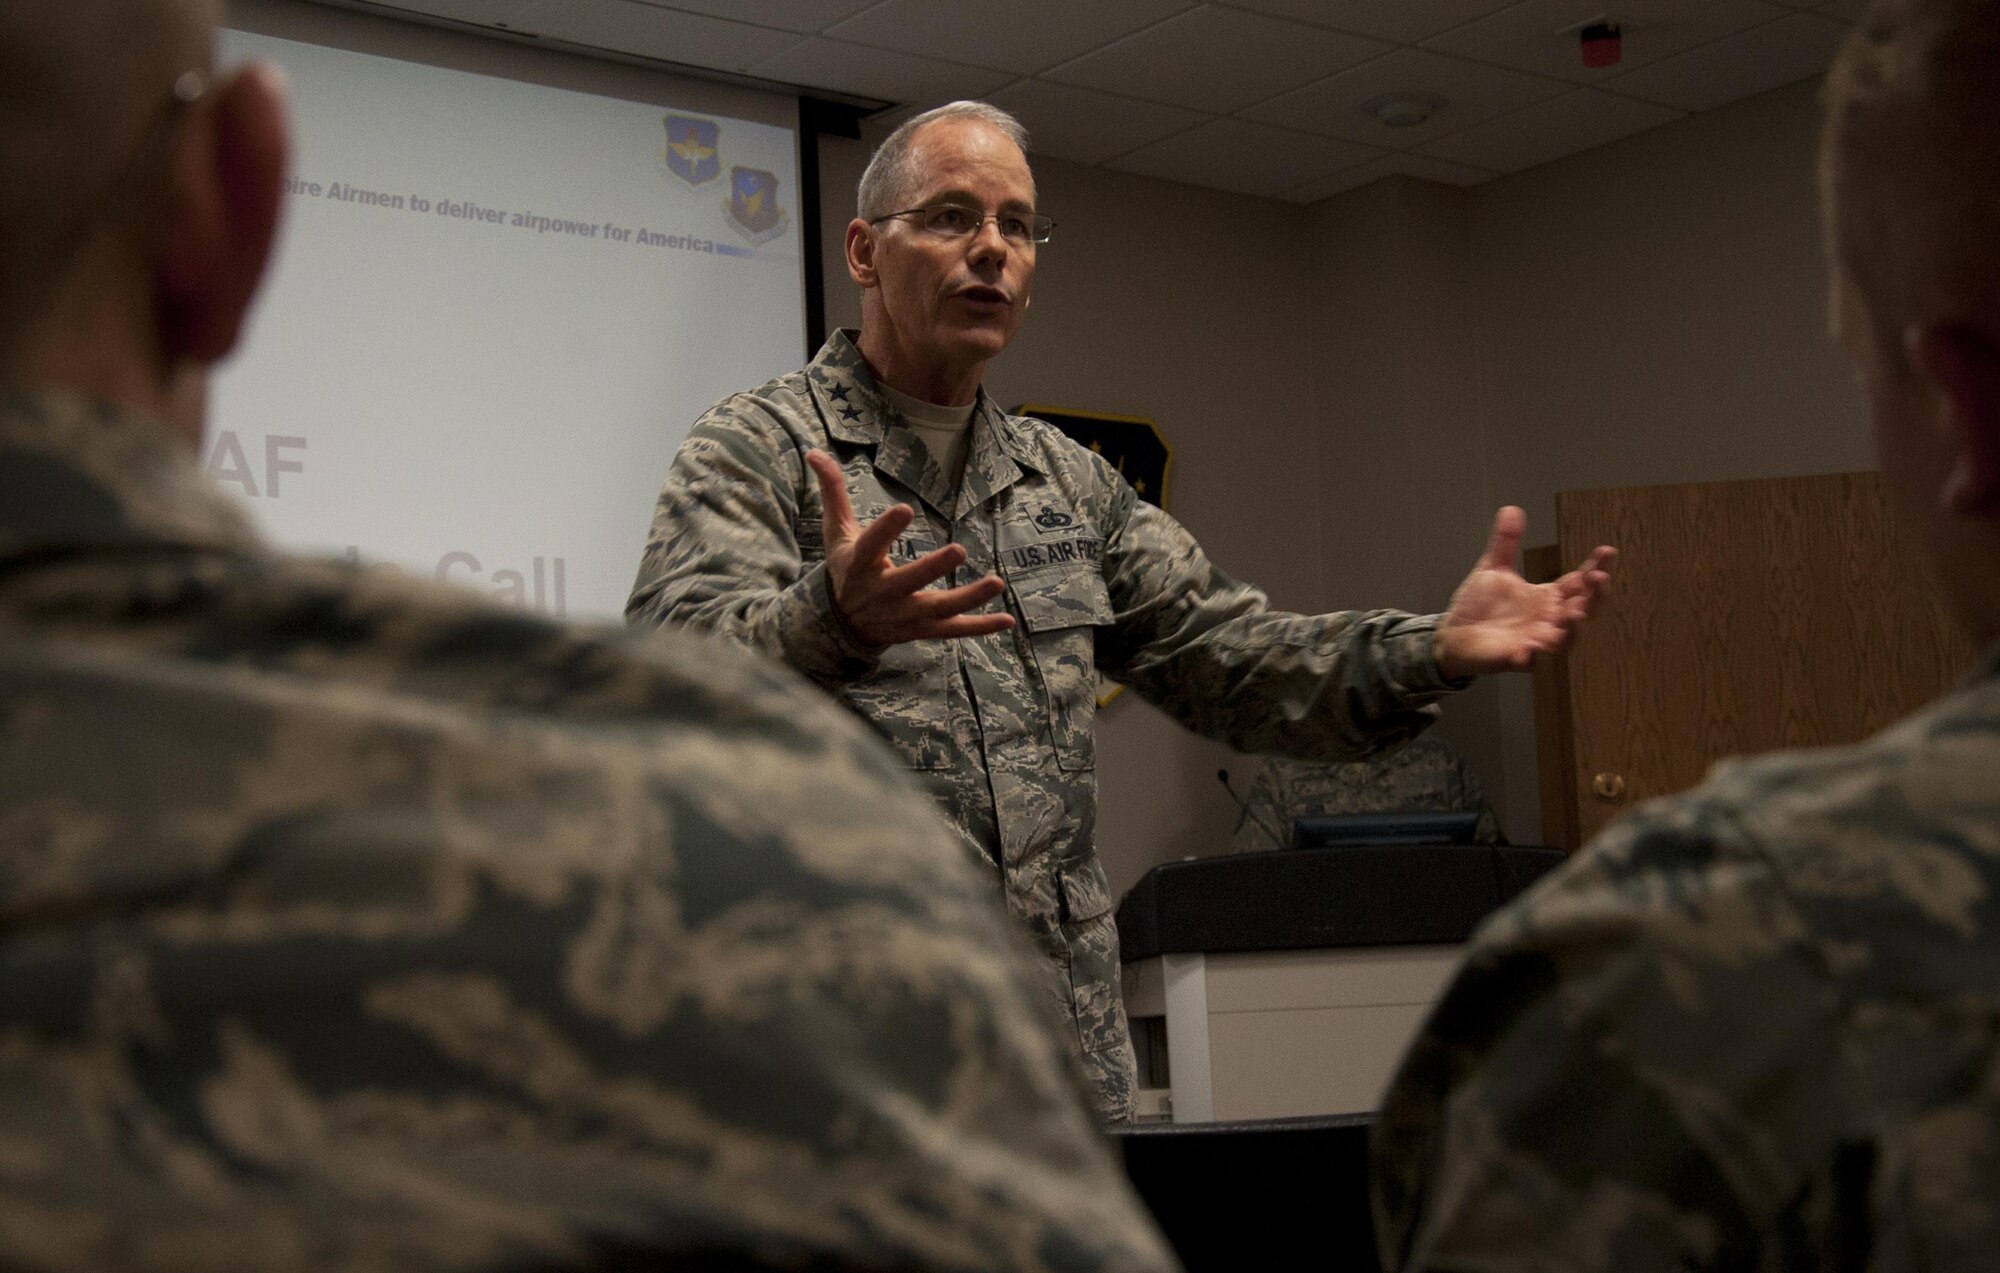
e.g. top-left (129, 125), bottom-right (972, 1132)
top-left (878, 382), bottom-right (976, 429)
top-left (878, 382), bottom-right (975, 487)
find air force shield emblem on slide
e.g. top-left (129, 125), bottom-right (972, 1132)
top-left (725, 166), bottom-right (787, 245)
top-left (663, 115), bottom-right (721, 188)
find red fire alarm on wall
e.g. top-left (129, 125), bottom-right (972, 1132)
top-left (1580, 21), bottom-right (1623, 68)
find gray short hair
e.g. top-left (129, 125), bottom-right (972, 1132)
top-left (855, 101), bottom-right (1032, 221)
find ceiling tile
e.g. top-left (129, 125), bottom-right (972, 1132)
top-left (986, 79), bottom-right (1212, 165)
top-left (1219, 0), bottom-right (1522, 43)
top-left (358, 0), bottom-right (542, 26)
top-left (315, 0), bottom-right (1853, 207)
top-left (631, 0), bottom-right (884, 33)
top-left (1278, 152), bottom-right (1496, 202)
top-left (746, 36), bottom-right (1014, 103)
top-left (1044, 6), bottom-right (1392, 114)
top-left (1240, 47), bottom-right (1570, 149)
top-left (1105, 116), bottom-right (1385, 197)
top-left (522, 0), bottom-right (801, 70)
top-left (1423, 0), bottom-right (1793, 84)
top-left (825, 0), bottom-right (1194, 75)
top-left (1417, 87), bottom-right (1681, 171)
top-left (1601, 11), bottom-right (1850, 111)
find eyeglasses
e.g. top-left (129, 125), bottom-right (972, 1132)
top-left (868, 202), bottom-right (1055, 245)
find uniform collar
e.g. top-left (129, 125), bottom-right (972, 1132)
top-left (0, 387), bottom-right (263, 565)
top-left (805, 329), bottom-right (1042, 518)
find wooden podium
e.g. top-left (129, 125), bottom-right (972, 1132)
top-left (1115, 844), bottom-right (1562, 1123)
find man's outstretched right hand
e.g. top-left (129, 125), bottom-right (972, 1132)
top-left (807, 450), bottom-right (1016, 648)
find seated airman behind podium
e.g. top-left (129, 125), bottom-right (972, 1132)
top-left (1228, 735), bottom-right (1503, 853)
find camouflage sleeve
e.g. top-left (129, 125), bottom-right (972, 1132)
top-left (626, 399), bottom-right (879, 685)
top-left (1370, 799), bottom-right (1839, 1273)
top-left (1227, 760), bottom-right (1292, 852)
top-left (1095, 478), bottom-right (1460, 761)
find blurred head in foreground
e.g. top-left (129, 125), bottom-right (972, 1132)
top-left (0, 5), bottom-right (1174, 1270)
top-left (1823, 0), bottom-right (2000, 640)
top-left (1369, 4), bottom-right (2000, 1270)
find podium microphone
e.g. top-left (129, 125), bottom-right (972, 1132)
top-left (1216, 768), bottom-right (1249, 820)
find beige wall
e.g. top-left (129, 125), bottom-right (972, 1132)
top-left (1303, 176), bottom-right (1515, 833)
top-left (1466, 79), bottom-right (1870, 834)
top-left (819, 73), bottom-right (1867, 893)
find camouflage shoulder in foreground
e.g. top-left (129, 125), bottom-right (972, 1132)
top-left (1372, 649), bottom-right (2000, 1272)
top-left (0, 390), bottom-right (1178, 1273)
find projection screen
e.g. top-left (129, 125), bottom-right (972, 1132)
top-left (213, 17), bottom-right (809, 622)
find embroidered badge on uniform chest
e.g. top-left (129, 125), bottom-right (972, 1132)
top-left (997, 508), bottom-right (1101, 576)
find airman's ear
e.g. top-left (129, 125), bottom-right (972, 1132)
top-left (1909, 319), bottom-right (2000, 518)
top-left (156, 61), bottom-right (290, 367)
top-left (845, 218), bottom-right (878, 289)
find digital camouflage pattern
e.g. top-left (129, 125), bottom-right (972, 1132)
top-left (0, 388), bottom-right (1181, 1273)
top-left (629, 331), bottom-right (1466, 1123)
top-left (1227, 734), bottom-right (1502, 853)
top-left (1372, 649), bottom-right (2000, 1272)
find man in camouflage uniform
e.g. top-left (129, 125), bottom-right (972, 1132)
top-left (1372, 2), bottom-right (2000, 1266)
top-left (1227, 735), bottom-right (1503, 853)
top-left (0, 6), bottom-right (1181, 1269)
top-left (629, 102), bottom-right (1615, 1122)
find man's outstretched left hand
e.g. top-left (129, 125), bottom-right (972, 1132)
top-left (1434, 506), bottom-right (1616, 679)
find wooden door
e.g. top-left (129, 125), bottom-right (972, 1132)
top-left (1543, 472), bottom-right (1977, 846)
